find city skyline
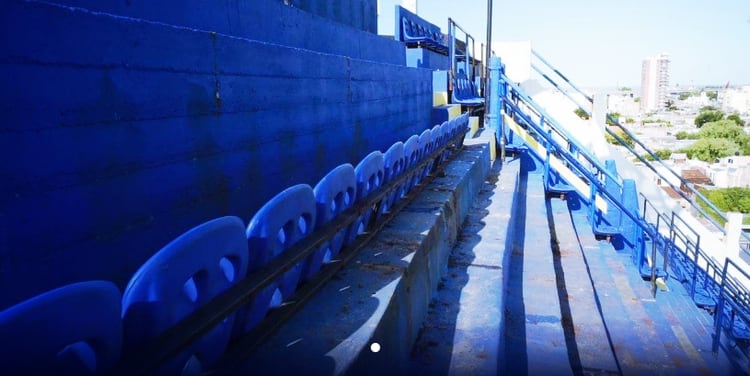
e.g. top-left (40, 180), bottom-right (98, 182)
top-left (378, 0), bottom-right (750, 88)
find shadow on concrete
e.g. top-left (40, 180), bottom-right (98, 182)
top-left (545, 197), bottom-right (583, 376)
top-left (502, 158), bottom-right (529, 375)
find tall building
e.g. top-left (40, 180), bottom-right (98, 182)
top-left (640, 53), bottom-right (670, 113)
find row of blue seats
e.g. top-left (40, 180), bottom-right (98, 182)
top-left (0, 114), bottom-right (470, 375)
top-left (396, 5), bottom-right (448, 55)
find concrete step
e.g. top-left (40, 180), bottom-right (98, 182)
top-left (503, 165), bottom-right (573, 376)
top-left (408, 153), bottom-right (518, 375)
top-left (547, 195), bottom-right (620, 375)
top-left (410, 153), bottom-right (576, 375)
top-left (565, 194), bottom-right (736, 375)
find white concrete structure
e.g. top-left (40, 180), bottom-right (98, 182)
top-left (493, 41), bottom-right (531, 84)
top-left (401, 0), bottom-right (417, 13)
top-left (607, 92), bottom-right (639, 118)
top-left (722, 86), bottom-right (750, 116)
top-left (641, 53), bottom-right (670, 113)
top-left (707, 156), bottom-right (750, 188)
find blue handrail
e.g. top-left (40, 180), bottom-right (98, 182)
top-left (492, 53), bottom-right (750, 357)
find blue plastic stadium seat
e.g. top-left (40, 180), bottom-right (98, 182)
top-left (0, 281), bottom-right (122, 375)
top-left (397, 6), bottom-right (449, 55)
top-left (455, 113), bottom-right (469, 140)
top-left (303, 164), bottom-right (356, 281)
top-left (402, 134), bottom-right (421, 197)
top-left (418, 129), bottom-right (433, 181)
top-left (432, 123), bottom-right (446, 163)
top-left (348, 151), bottom-right (384, 242)
top-left (381, 142), bottom-right (406, 214)
top-left (431, 124), bottom-right (443, 148)
top-left (236, 184), bottom-right (316, 335)
top-left (122, 216), bottom-right (248, 374)
top-left (452, 70), bottom-right (484, 106)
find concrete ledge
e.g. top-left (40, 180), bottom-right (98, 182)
top-left (236, 143), bottom-right (491, 375)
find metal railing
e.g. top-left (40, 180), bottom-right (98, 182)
top-left (489, 53), bottom-right (750, 359)
top-left (448, 18), bottom-right (478, 89)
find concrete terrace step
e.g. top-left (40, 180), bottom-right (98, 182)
top-left (222, 141), bottom-right (491, 375)
top-left (409, 155), bottom-right (578, 375)
top-left (408, 153), bottom-right (518, 375)
top-left (547, 195), bottom-right (620, 375)
top-left (565, 194), bottom-right (739, 375)
top-left (503, 163), bottom-right (573, 376)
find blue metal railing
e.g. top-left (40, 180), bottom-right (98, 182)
top-left (488, 54), bottom-right (750, 357)
top-left (532, 48), bottom-right (733, 238)
top-left (488, 58), bottom-right (657, 260)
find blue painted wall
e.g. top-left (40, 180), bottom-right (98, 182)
top-left (0, 0), bottom-right (432, 309)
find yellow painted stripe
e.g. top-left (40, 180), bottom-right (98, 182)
top-left (469, 116), bottom-right (480, 138)
top-left (446, 104), bottom-right (461, 119)
top-left (671, 325), bottom-right (703, 363)
top-left (433, 92), bottom-right (448, 107)
top-left (504, 114), bottom-right (608, 212)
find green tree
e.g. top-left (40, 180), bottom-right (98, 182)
top-left (694, 110), bottom-right (725, 127)
top-left (605, 129), bottom-right (635, 148)
top-left (698, 187), bottom-right (750, 225)
top-left (574, 107), bottom-right (590, 120)
top-left (679, 138), bottom-right (739, 162)
top-left (606, 112), bottom-right (621, 125)
top-left (698, 119), bottom-right (750, 154)
top-left (674, 131), bottom-right (699, 140)
top-left (698, 119), bottom-right (745, 138)
top-left (706, 91), bottom-right (718, 101)
top-left (678, 92), bottom-right (692, 100)
top-left (642, 149), bottom-right (672, 161)
top-left (727, 112), bottom-right (745, 127)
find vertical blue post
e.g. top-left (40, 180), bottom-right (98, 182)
top-left (488, 56), bottom-right (504, 160)
top-left (621, 179), bottom-right (644, 270)
top-left (593, 160), bottom-right (622, 237)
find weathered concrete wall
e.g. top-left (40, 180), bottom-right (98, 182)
top-left (0, 0), bottom-right (430, 308)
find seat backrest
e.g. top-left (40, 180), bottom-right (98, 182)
top-left (313, 164), bottom-right (357, 227)
top-left (349, 151), bottom-right (384, 239)
top-left (419, 129), bottom-right (432, 159)
top-left (246, 185), bottom-right (316, 270)
top-left (354, 151), bottom-right (384, 203)
top-left (431, 124), bottom-right (443, 149)
top-left (121, 216), bottom-right (248, 373)
top-left (0, 281), bottom-right (122, 375)
top-left (404, 134), bottom-right (421, 169)
top-left (383, 142), bottom-right (406, 183)
top-left (304, 164), bottom-right (357, 276)
top-left (440, 121), bottom-right (451, 144)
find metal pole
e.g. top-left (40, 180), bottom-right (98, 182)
top-left (484, 0), bottom-right (493, 111)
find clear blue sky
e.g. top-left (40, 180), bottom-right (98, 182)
top-left (378, 0), bottom-right (750, 88)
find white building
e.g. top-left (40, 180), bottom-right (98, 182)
top-left (641, 53), bottom-right (670, 113)
top-left (722, 86), bottom-right (750, 115)
top-left (708, 156), bottom-right (750, 188)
